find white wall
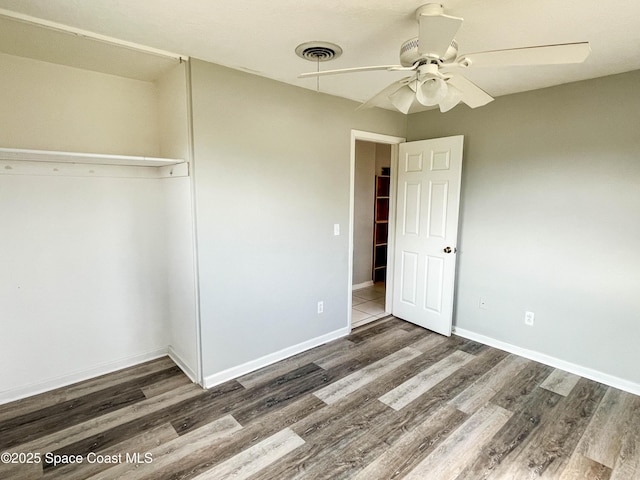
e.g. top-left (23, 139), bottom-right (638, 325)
top-left (0, 52), bottom-right (159, 156)
top-left (407, 70), bottom-right (640, 386)
top-left (189, 59), bottom-right (406, 384)
top-left (0, 174), bottom-right (169, 401)
top-left (157, 62), bottom-right (199, 380)
top-left (0, 54), bottom-right (195, 402)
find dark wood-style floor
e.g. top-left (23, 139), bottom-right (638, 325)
top-left (2, 316), bottom-right (639, 479)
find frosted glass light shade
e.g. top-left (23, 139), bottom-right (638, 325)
top-left (416, 77), bottom-right (448, 106)
top-left (439, 84), bottom-right (463, 112)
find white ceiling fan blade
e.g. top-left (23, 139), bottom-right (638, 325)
top-left (390, 86), bottom-right (416, 114)
top-left (447, 75), bottom-right (494, 108)
top-left (418, 8), bottom-right (463, 58)
top-left (459, 42), bottom-right (591, 68)
top-left (357, 76), bottom-right (416, 111)
top-left (299, 65), bottom-right (404, 78)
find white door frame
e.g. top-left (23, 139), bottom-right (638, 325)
top-left (348, 130), bottom-right (405, 331)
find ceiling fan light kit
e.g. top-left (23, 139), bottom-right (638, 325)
top-left (298, 3), bottom-right (591, 115)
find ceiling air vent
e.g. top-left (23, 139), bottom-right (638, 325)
top-left (295, 42), bottom-right (343, 62)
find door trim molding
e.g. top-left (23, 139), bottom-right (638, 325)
top-left (349, 130), bottom-right (405, 331)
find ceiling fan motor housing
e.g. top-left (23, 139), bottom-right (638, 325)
top-left (400, 37), bottom-right (458, 66)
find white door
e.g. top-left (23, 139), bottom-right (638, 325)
top-left (392, 135), bottom-right (463, 336)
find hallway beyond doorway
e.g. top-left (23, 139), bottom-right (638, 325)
top-left (352, 282), bottom-right (387, 328)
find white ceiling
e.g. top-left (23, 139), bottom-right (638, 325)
top-left (0, 0), bottom-right (639, 111)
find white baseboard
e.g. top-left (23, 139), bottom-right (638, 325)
top-left (453, 327), bottom-right (640, 397)
top-left (203, 326), bottom-right (350, 389)
top-left (352, 281), bottom-right (374, 290)
top-left (168, 346), bottom-right (198, 383)
top-left (0, 348), bottom-right (168, 406)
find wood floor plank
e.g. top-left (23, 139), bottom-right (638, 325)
top-left (251, 414), bottom-right (391, 479)
top-left (454, 385), bottom-right (562, 480)
top-left (277, 343), bottom-right (469, 477)
top-left (132, 395), bottom-right (325, 480)
top-left (408, 332), bottom-right (448, 353)
top-left (43, 422), bottom-right (179, 479)
top-left (576, 387), bottom-right (634, 468)
top-left (346, 316), bottom-right (403, 344)
top-left (236, 338), bottom-right (354, 389)
top-left (540, 368), bottom-right (581, 396)
top-left (0, 388), bottom-right (147, 451)
top-left (350, 314), bottom-right (394, 332)
top-left (292, 383), bottom-right (392, 442)
top-left (86, 415), bottom-right (243, 480)
top-left (2, 317), bottom-right (639, 480)
top-left (254, 386), bottom-right (397, 479)
top-left (55, 380), bottom-right (241, 457)
top-left (314, 324), bottom-right (423, 370)
top-left (449, 354), bottom-right (530, 414)
top-left (492, 377), bottom-right (608, 479)
top-left (379, 350), bottom-right (474, 411)
top-left (356, 336), bottom-right (472, 403)
top-left (365, 347), bottom-right (509, 449)
top-left (610, 394), bottom-right (640, 480)
top-left (0, 458), bottom-right (42, 480)
top-left (231, 363), bottom-right (334, 425)
top-left (458, 339), bottom-right (489, 355)
top-left (0, 366), bottom-right (184, 450)
top-left (0, 357), bottom-right (176, 424)
top-left (559, 452), bottom-right (612, 480)
top-left (192, 428), bottom-right (304, 479)
top-left (313, 346), bottom-right (422, 405)
top-left (491, 360), bottom-right (555, 412)
top-left (14, 383), bottom-right (202, 454)
top-left (185, 362), bottom-right (324, 430)
top-left (251, 342), bottom-right (472, 479)
top-left (383, 347), bottom-right (507, 438)
top-left (353, 404), bottom-right (467, 480)
top-left (140, 373), bottom-right (192, 399)
top-left (403, 403), bottom-right (512, 480)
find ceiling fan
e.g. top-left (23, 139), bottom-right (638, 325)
top-left (299, 3), bottom-right (591, 114)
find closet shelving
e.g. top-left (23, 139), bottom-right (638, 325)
top-left (0, 147), bottom-right (184, 167)
top-left (0, 11), bottom-right (189, 179)
top-left (0, 147), bottom-right (188, 178)
top-left (373, 174), bottom-right (390, 282)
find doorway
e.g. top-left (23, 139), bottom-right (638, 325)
top-left (348, 130), bottom-right (405, 329)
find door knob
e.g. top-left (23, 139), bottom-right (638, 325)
top-left (444, 246), bottom-right (456, 254)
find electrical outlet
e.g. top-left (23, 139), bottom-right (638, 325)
top-left (317, 301), bottom-right (324, 314)
top-left (524, 311), bottom-right (535, 326)
top-left (479, 297), bottom-right (488, 310)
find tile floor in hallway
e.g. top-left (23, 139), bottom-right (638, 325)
top-left (352, 282), bottom-right (388, 327)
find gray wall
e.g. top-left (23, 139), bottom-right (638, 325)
top-left (407, 70), bottom-right (640, 383)
top-left (353, 140), bottom-right (376, 286)
top-left (353, 141), bottom-right (392, 286)
top-left (189, 59), bottom-right (406, 380)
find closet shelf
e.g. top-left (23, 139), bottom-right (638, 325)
top-left (0, 147), bottom-right (184, 167)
